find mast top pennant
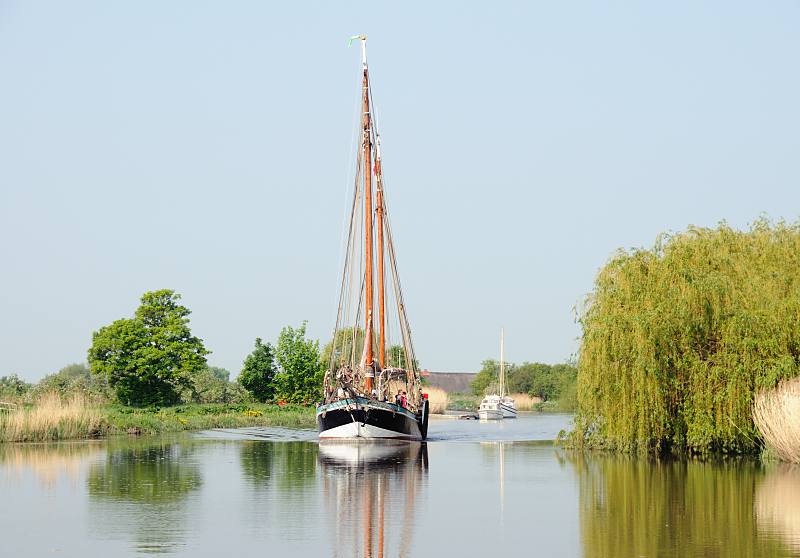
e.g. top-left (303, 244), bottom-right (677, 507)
top-left (348, 34), bottom-right (367, 46)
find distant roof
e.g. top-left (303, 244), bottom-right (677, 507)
top-left (422, 371), bottom-right (477, 393)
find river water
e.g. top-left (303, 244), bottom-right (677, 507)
top-left (2, 414), bottom-right (799, 557)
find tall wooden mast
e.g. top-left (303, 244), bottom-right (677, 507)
top-left (376, 137), bottom-right (386, 369)
top-left (360, 36), bottom-right (375, 391)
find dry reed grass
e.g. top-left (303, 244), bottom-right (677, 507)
top-left (0, 392), bottom-right (105, 443)
top-left (508, 393), bottom-right (543, 411)
top-left (424, 387), bottom-right (449, 414)
top-left (753, 378), bottom-right (800, 463)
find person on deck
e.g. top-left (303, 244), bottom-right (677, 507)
top-left (395, 391), bottom-right (403, 406)
top-left (400, 391), bottom-right (408, 408)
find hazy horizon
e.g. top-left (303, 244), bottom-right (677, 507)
top-left (2, 2), bottom-right (799, 382)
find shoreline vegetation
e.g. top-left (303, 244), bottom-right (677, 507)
top-left (8, 219), bottom-right (800, 462)
top-left (0, 394), bottom-right (316, 443)
top-left (1, 290), bottom-right (581, 445)
top-left (571, 219), bottom-right (800, 458)
top-left (0, 388), bottom-right (576, 443)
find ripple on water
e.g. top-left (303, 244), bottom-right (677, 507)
top-left (195, 413), bottom-right (573, 443)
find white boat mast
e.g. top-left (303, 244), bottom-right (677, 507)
top-left (500, 328), bottom-right (505, 397)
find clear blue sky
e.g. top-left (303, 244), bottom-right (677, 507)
top-left (1, 1), bottom-right (798, 381)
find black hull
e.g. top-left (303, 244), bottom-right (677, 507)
top-left (317, 398), bottom-right (428, 440)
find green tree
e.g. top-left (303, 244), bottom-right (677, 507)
top-left (207, 366), bottom-right (230, 382)
top-left (506, 362), bottom-right (536, 394)
top-left (321, 328), bottom-right (365, 369)
top-left (32, 363), bottom-right (112, 400)
top-left (471, 359), bottom-right (499, 396)
top-left (385, 344), bottom-right (420, 370)
top-left (529, 362), bottom-right (577, 401)
top-left (574, 219), bottom-right (800, 454)
top-left (187, 366), bottom-right (248, 404)
top-left (0, 374), bottom-right (30, 400)
top-left (239, 338), bottom-right (277, 402)
top-left (274, 322), bottom-right (324, 403)
top-left (87, 290), bottom-right (209, 407)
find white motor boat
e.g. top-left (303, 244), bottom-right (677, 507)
top-left (479, 394), bottom-right (503, 420)
top-left (478, 329), bottom-right (517, 420)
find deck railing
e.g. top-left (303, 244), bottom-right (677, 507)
top-left (0, 401), bottom-right (18, 414)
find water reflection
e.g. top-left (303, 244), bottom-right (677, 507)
top-left (571, 453), bottom-right (793, 558)
top-left (0, 442), bottom-right (103, 488)
top-left (8, 419), bottom-right (800, 557)
top-left (87, 440), bottom-right (202, 554)
top-left (756, 464), bottom-right (800, 553)
top-left (238, 439), bottom-right (319, 541)
top-left (479, 441), bottom-right (508, 516)
top-left (319, 441), bottom-right (428, 558)
top-left (240, 439), bottom-right (317, 491)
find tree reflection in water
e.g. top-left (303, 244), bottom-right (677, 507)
top-left (319, 441), bottom-right (428, 558)
top-left (239, 440), bottom-right (318, 491)
top-left (238, 438), bottom-right (319, 541)
top-left (87, 439), bottom-right (202, 555)
top-left (569, 453), bottom-right (794, 558)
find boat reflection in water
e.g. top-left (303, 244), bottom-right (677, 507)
top-left (319, 441), bottom-right (428, 558)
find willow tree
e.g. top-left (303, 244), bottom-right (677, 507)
top-left (573, 219), bottom-right (800, 454)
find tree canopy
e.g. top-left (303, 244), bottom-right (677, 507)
top-left (238, 338), bottom-right (277, 402)
top-left (471, 359), bottom-right (501, 396)
top-left (32, 362), bottom-right (111, 400)
top-left (321, 328), bottom-right (365, 370)
top-left (0, 374), bottom-right (30, 400)
top-left (274, 322), bottom-right (324, 404)
top-left (87, 289), bottom-right (209, 406)
top-left (573, 219), bottom-right (800, 454)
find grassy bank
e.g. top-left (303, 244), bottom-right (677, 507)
top-left (446, 393), bottom-right (480, 411)
top-left (103, 402), bottom-right (316, 435)
top-left (0, 396), bottom-right (316, 443)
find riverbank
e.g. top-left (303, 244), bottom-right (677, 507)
top-left (445, 392), bottom-right (574, 413)
top-left (0, 396), bottom-right (316, 443)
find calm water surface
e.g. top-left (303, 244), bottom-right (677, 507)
top-left (2, 414), bottom-right (799, 557)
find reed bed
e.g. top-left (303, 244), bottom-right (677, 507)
top-left (573, 219), bottom-right (800, 454)
top-left (508, 393), bottom-right (542, 411)
top-left (424, 387), bottom-right (449, 414)
top-left (0, 393), bottom-right (105, 443)
top-left (753, 378), bottom-right (800, 463)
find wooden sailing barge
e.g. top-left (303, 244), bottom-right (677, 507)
top-left (317, 36), bottom-right (429, 440)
